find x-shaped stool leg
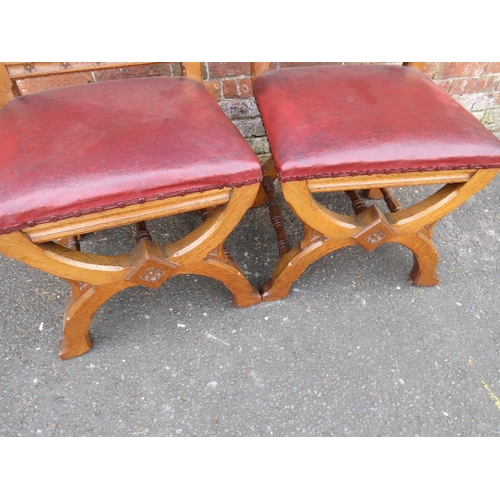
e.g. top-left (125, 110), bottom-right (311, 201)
top-left (0, 184), bottom-right (261, 359)
top-left (261, 169), bottom-right (497, 302)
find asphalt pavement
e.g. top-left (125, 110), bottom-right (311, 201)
top-left (1, 175), bottom-right (499, 437)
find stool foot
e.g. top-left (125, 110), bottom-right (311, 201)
top-left (59, 334), bottom-right (92, 360)
top-left (397, 232), bottom-right (440, 286)
top-left (59, 281), bottom-right (132, 359)
top-left (262, 234), bottom-right (353, 302)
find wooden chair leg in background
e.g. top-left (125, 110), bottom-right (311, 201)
top-left (362, 188), bottom-right (384, 200)
top-left (252, 157), bottom-right (277, 208)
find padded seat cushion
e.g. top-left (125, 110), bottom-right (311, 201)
top-left (0, 76), bottom-right (262, 233)
top-left (254, 65), bottom-right (500, 182)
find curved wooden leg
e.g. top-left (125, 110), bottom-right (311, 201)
top-left (259, 181), bottom-right (360, 300)
top-left (179, 247), bottom-right (261, 307)
top-left (59, 281), bottom-right (134, 359)
top-left (262, 225), bottom-right (354, 302)
top-left (272, 171), bottom-right (498, 293)
top-left (421, 221), bottom-right (438, 240)
top-left (0, 184), bottom-right (261, 358)
top-left (164, 184), bottom-right (261, 306)
top-left (395, 232), bottom-right (440, 286)
top-left (0, 231), bottom-right (137, 358)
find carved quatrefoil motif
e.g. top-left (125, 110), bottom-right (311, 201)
top-left (352, 205), bottom-right (396, 251)
top-left (364, 229), bottom-right (387, 246)
top-left (126, 240), bottom-right (179, 289)
top-left (139, 266), bottom-right (166, 284)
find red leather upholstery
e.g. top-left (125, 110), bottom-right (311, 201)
top-left (254, 65), bottom-right (500, 181)
top-left (0, 76), bottom-right (261, 233)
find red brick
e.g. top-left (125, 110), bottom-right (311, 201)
top-left (484, 62), bottom-right (500, 74)
top-left (15, 63), bottom-right (182, 95)
top-left (434, 79), bottom-right (452, 92)
top-left (92, 63), bottom-right (171, 81)
top-left (207, 62), bottom-right (250, 79)
top-left (204, 81), bottom-right (221, 100)
top-left (223, 78), bottom-right (253, 98)
top-left (16, 72), bottom-right (94, 94)
top-left (434, 62), bottom-right (487, 79)
top-left (422, 62), bottom-right (438, 78)
top-left (448, 75), bottom-right (499, 95)
top-left (278, 62), bottom-right (343, 68)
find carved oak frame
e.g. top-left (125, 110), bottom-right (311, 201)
top-left (260, 165), bottom-right (497, 301)
top-left (0, 62), bottom-right (261, 359)
top-left (250, 63), bottom-right (499, 301)
top-left (0, 184), bottom-right (261, 359)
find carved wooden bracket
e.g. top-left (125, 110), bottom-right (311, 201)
top-left (126, 239), bottom-right (179, 289)
top-left (300, 224), bottom-right (327, 251)
top-left (352, 205), bottom-right (396, 251)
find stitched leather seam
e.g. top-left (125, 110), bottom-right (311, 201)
top-left (0, 177), bottom-right (262, 234)
top-left (278, 163), bottom-right (500, 182)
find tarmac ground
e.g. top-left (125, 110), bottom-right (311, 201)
top-left (1, 176), bottom-right (500, 437)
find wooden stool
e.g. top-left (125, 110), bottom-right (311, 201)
top-left (0, 62), bottom-right (262, 359)
top-left (252, 63), bottom-right (500, 301)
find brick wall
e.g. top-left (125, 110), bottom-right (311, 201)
top-left (15, 62), bottom-right (500, 159)
top-left (202, 63), bottom-right (265, 155)
top-left (15, 63), bottom-right (182, 94)
top-left (422, 62), bottom-right (500, 140)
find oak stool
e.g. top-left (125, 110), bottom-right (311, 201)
top-left (252, 63), bottom-right (500, 301)
top-left (0, 62), bottom-right (262, 359)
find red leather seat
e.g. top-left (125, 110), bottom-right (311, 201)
top-left (0, 76), bottom-right (262, 233)
top-left (254, 65), bottom-right (500, 182)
